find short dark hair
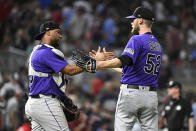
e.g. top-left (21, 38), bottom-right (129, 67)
top-left (143, 19), bottom-right (153, 27)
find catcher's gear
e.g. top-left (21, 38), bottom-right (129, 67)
top-left (60, 97), bottom-right (80, 122)
top-left (72, 49), bottom-right (96, 73)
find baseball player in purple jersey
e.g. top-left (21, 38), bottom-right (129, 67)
top-left (91, 6), bottom-right (162, 131)
top-left (25, 21), bottom-right (84, 131)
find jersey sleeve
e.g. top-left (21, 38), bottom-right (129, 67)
top-left (121, 36), bottom-right (140, 64)
top-left (42, 50), bottom-right (68, 73)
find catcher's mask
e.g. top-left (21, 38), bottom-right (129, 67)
top-left (34, 21), bottom-right (61, 40)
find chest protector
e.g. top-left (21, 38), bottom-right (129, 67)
top-left (28, 44), bottom-right (67, 93)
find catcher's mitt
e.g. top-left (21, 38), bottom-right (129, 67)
top-left (72, 49), bottom-right (96, 73)
top-left (60, 97), bottom-right (80, 122)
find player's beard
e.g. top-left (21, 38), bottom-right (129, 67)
top-left (51, 39), bottom-right (60, 49)
top-left (131, 26), bottom-right (139, 37)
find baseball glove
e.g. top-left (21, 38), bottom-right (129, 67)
top-left (72, 49), bottom-right (96, 73)
top-left (60, 97), bottom-right (80, 122)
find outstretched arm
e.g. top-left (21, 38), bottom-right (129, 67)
top-left (111, 68), bottom-right (123, 73)
top-left (96, 55), bottom-right (133, 71)
top-left (96, 58), bottom-right (122, 70)
top-left (71, 47), bottom-right (124, 73)
top-left (61, 64), bottom-right (84, 76)
top-left (89, 47), bottom-right (122, 73)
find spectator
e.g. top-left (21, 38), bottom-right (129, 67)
top-left (166, 25), bottom-right (182, 64)
top-left (0, 0), bottom-right (13, 22)
top-left (3, 89), bottom-right (24, 131)
top-left (69, 6), bottom-right (88, 43)
top-left (69, 110), bottom-right (89, 131)
top-left (0, 0), bottom-right (196, 130)
top-left (62, 5), bottom-right (74, 32)
top-left (158, 54), bottom-right (173, 101)
top-left (0, 73), bottom-right (23, 100)
top-left (100, 81), bottom-right (118, 112)
top-left (99, 8), bottom-right (118, 48)
top-left (189, 45), bottom-right (196, 66)
top-left (187, 24), bottom-right (196, 46)
top-left (158, 54), bottom-right (173, 90)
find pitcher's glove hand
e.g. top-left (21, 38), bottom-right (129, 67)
top-left (72, 49), bottom-right (96, 73)
top-left (60, 97), bottom-right (80, 122)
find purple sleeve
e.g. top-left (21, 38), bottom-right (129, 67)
top-left (43, 50), bottom-right (68, 73)
top-left (122, 36), bottom-right (140, 63)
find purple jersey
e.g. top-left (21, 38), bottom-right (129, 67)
top-left (120, 33), bottom-right (162, 88)
top-left (29, 44), bottom-right (68, 98)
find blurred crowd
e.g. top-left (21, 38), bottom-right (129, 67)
top-left (0, 0), bottom-right (196, 130)
top-left (1, 0), bottom-right (196, 65)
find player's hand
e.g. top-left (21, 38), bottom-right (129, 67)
top-left (103, 47), bottom-right (115, 60)
top-left (89, 46), bottom-right (103, 61)
top-left (89, 47), bottom-right (114, 61)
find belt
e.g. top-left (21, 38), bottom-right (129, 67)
top-left (127, 85), bottom-right (156, 91)
top-left (30, 94), bottom-right (57, 99)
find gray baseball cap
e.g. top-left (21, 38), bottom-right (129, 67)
top-left (34, 21), bottom-right (60, 40)
top-left (126, 6), bottom-right (155, 22)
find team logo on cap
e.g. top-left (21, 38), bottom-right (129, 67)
top-left (169, 81), bottom-right (174, 86)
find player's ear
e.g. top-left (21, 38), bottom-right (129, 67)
top-left (139, 18), bottom-right (143, 25)
top-left (46, 31), bottom-right (50, 36)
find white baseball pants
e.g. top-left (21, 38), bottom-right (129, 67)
top-left (115, 84), bottom-right (158, 131)
top-left (25, 95), bottom-right (70, 131)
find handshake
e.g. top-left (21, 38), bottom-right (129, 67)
top-left (72, 47), bottom-right (114, 73)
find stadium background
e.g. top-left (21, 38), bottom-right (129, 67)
top-left (0, 0), bottom-right (196, 130)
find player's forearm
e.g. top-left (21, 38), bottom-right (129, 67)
top-left (96, 58), bottom-right (121, 70)
top-left (111, 68), bottom-right (123, 73)
top-left (61, 65), bottom-right (84, 76)
top-left (188, 117), bottom-right (194, 131)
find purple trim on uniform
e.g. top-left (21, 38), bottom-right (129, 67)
top-left (128, 90), bottom-right (136, 93)
top-left (126, 16), bottom-right (136, 19)
top-left (45, 99), bottom-right (62, 130)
